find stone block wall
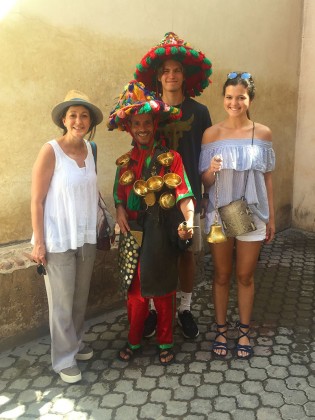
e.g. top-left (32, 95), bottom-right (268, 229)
top-left (0, 243), bottom-right (123, 351)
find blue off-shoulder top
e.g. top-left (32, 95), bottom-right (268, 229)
top-left (199, 138), bottom-right (275, 234)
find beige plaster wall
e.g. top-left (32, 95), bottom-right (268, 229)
top-left (293, 0), bottom-right (315, 231)
top-left (0, 0), bottom-right (303, 244)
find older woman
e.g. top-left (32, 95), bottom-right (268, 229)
top-left (31, 90), bottom-right (103, 383)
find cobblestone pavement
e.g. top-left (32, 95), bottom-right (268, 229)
top-left (0, 228), bottom-right (314, 420)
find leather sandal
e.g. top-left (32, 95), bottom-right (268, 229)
top-left (159, 348), bottom-right (175, 366)
top-left (236, 323), bottom-right (253, 360)
top-left (212, 323), bottom-right (228, 359)
top-left (118, 343), bottom-right (141, 362)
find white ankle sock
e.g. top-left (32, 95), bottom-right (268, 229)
top-left (149, 299), bottom-right (156, 311)
top-left (178, 292), bottom-right (192, 313)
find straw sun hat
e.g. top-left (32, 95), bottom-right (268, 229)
top-left (51, 90), bottom-right (103, 128)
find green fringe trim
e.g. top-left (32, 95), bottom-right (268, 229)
top-left (205, 69), bottom-right (212, 77)
top-left (146, 56), bottom-right (152, 65)
top-left (203, 57), bottom-right (212, 65)
top-left (171, 46), bottom-right (179, 55)
top-left (128, 342), bottom-right (141, 350)
top-left (159, 343), bottom-right (174, 350)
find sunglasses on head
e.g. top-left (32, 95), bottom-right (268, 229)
top-left (227, 72), bottom-right (252, 80)
top-left (37, 264), bottom-right (47, 276)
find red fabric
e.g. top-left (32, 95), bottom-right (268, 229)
top-left (127, 266), bottom-right (176, 346)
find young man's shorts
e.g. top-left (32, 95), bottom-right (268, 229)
top-left (236, 214), bottom-right (266, 242)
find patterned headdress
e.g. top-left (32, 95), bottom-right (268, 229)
top-left (134, 32), bottom-right (212, 97)
top-left (107, 80), bottom-right (181, 131)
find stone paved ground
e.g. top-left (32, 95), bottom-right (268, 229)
top-left (0, 228), bottom-right (314, 420)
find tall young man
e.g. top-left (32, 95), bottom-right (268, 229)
top-left (135, 32), bottom-right (212, 339)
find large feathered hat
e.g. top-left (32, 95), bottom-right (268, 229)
top-left (134, 32), bottom-right (212, 97)
top-left (107, 80), bottom-right (181, 131)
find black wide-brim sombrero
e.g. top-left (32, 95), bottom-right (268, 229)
top-left (134, 32), bottom-right (212, 97)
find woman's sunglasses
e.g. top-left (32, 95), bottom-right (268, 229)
top-left (22, 252), bottom-right (47, 276)
top-left (37, 264), bottom-right (47, 276)
top-left (227, 72), bottom-right (252, 80)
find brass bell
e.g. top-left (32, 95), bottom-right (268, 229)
top-left (144, 192), bottom-right (156, 206)
top-left (133, 179), bottom-right (148, 196)
top-left (206, 223), bottom-right (227, 243)
top-left (147, 175), bottom-right (164, 192)
top-left (159, 192), bottom-right (176, 209)
top-left (119, 170), bottom-right (135, 186)
top-left (157, 151), bottom-right (174, 167)
top-left (163, 173), bottom-right (182, 189)
top-left (116, 153), bottom-right (131, 167)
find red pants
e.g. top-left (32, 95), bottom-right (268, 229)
top-left (127, 267), bottom-right (176, 347)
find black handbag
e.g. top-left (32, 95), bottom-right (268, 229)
top-left (90, 141), bottom-right (116, 250)
top-left (96, 193), bottom-right (115, 251)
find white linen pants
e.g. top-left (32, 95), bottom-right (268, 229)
top-left (44, 243), bottom-right (96, 373)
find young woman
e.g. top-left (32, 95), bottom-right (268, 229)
top-left (199, 72), bottom-right (275, 359)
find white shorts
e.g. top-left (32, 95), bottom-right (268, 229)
top-left (236, 214), bottom-right (266, 242)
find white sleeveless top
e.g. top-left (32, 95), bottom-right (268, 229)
top-left (33, 139), bottom-right (98, 252)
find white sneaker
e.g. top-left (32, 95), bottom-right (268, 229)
top-left (76, 345), bottom-right (93, 361)
top-left (59, 366), bottom-right (82, 384)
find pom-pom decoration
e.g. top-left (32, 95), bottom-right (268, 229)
top-left (107, 80), bottom-right (181, 131)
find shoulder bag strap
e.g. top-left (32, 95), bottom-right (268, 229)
top-left (243, 122), bottom-right (255, 197)
top-left (90, 141), bottom-right (97, 172)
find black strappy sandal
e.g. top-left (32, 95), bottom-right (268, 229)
top-left (212, 323), bottom-right (228, 359)
top-left (236, 323), bottom-right (253, 360)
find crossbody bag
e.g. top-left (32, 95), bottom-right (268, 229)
top-left (217, 122), bottom-right (257, 237)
